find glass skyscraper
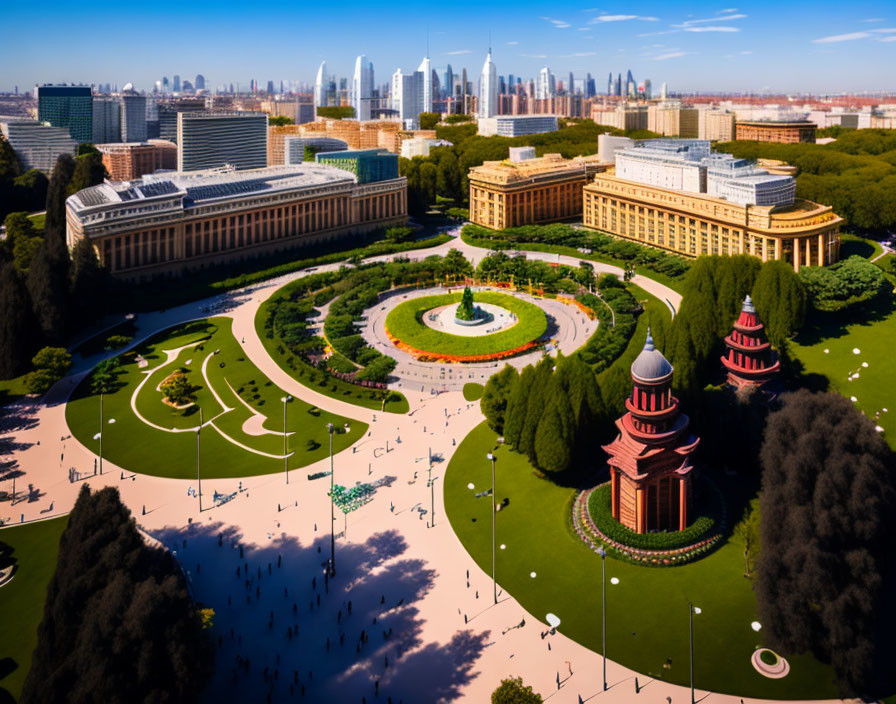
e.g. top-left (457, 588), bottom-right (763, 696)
top-left (37, 85), bottom-right (92, 143)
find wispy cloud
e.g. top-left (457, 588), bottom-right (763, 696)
top-left (880, 35), bottom-right (896, 42)
top-left (588, 14), bottom-right (659, 24)
top-left (677, 12), bottom-right (746, 25)
top-left (520, 53), bottom-right (548, 58)
top-left (637, 29), bottom-right (679, 36)
top-left (541, 16), bottom-right (571, 28)
top-left (561, 51), bottom-right (598, 57)
top-left (872, 27), bottom-right (896, 33)
top-left (576, 27), bottom-right (591, 31)
top-left (861, 17), bottom-right (885, 22)
top-left (812, 31), bottom-right (871, 43)
top-left (444, 49), bottom-right (473, 55)
top-left (654, 50), bottom-right (689, 60)
top-left (719, 8), bottom-right (738, 12)
top-left (684, 26), bottom-right (740, 32)
top-left (506, 41), bottom-right (519, 45)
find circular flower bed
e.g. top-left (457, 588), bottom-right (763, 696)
top-left (571, 480), bottom-right (727, 567)
top-left (384, 291), bottom-right (548, 362)
top-left (751, 648), bottom-right (790, 679)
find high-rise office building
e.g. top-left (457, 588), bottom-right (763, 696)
top-left (607, 72), bottom-right (613, 96)
top-left (568, 72), bottom-right (574, 95)
top-left (158, 100), bottom-right (205, 143)
top-left (195, 74), bottom-right (206, 91)
top-left (536, 67), bottom-right (555, 100)
top-left (417, 55), bottom-right (433, 113)
top-left (37, 85), bottom-right (92, 143)
top-left (616, 73), bottom-right (623, 97)
top-left (177, 112), bottom-right (268, 172)
top-left (173, 75), bottom-right (181, 93)
top-left (444, 65), bottom-right (454, 100)
top-left (266, 80), bottom-right (275, 95)
top-left (313, 61), bottom-right (327, 109)
top-left (162, 76), bottom-right (170, 93)
top-left (478, 49), bottom-right (497, 119)
top-left (121, 93), bottom-right (148, 142)
top-left (351, 55), bottom-right (374, 121)
top-left (92, 97), bottom-right (121, 143)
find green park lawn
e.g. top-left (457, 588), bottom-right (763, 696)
top-left (791, 294), bottom-right (896, 449)
top-left (66, 317), bottom-right (367, 479)
top-left (0, 516), bottom-right (67, 702)
top-left (254, 301), bottom-right (409, 415)
top-left (0, 374), bottom-right (28, 408)
top-left (385, 292), bottom-right (547, 356)
top-left (444, 423), bottom-right (840, 699)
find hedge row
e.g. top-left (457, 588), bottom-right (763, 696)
top-left (384, 292), bottom-right (547, 357)
top-left (575, 277), bottom-right (641, 373)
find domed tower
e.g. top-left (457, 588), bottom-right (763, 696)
top-left (602, 330), bottom-right (699, 533)
top-left (721, 295), bottom-right (780, 390)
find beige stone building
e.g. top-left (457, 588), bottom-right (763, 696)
top-left (697, 110), bottom-right (736, 142)
top-left (95, 140), bottom-right (177, 182)
top-left (583, 172), bottom-right (841, 271)
top-left (469, 153), bottom-right (606, 230)
top-left (735, 120), bottom-right (817, 143)
top-left (647, 106), bottom-right (699, 138)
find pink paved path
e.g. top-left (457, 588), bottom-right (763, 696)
top-left (0, 235), bottom-right (849, 704)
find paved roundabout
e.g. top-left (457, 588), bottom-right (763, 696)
top-left (0, 232), bottom-right (844, 703)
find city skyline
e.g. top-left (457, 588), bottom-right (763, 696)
top-left (3, 0), bottom-right (896, 95)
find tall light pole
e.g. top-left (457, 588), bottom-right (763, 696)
top-left (281, 395), bottom-right (291, 484)
top-left (487, 452), bottom-right (497, 604)
top-left (196, 408), bottom-right (203, 513)
top-left (689, 602), bottom-right (701, 704)
top-left (327, 422), bottom-right (336, 577)
top-left (98, 391), bottom-right (104, 475)
top-left (429, 476), bottom-right (439, 526)
top-left (598, 546), bottom-right (607, 690)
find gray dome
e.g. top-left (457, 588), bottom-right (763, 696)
top-left (742, 295), bottom-right (756, 313)
top-left (631, 328), bottom-right (673, 381)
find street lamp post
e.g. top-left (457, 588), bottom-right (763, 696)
top-left (196, 408), bottom-right (203, 513)
top-left (99, 391), bottom-right (104, 475)
top-left (327, 422), bottom-right (336, 577)
top-left (429, 476), bottom-right (439, 527)
top-left (487, 451), bottom-right (497, 604)
top-left (689, 602), bottom-right (701, 704)
top-left (598, 546), bottom-right (607, 690)
top-left (281, 395), bottom-right (291, 484)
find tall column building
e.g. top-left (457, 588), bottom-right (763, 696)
top-left (478, 49), bottom-right (497, 119)
top-left (351, 55), bottom-right (374, 121)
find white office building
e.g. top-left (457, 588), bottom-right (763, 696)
top-left (417, 55), bottom-right (433, 114)
top-left (536, 67), bottom-right (556, 100)
top-left (597, 135), bottom-right (634, 164)
top-left (351, 55), bottom-right (374, 122)
top-left (121, 93), bottom-right (147, 142)
top-left (0, 120), bottom-right (77, 173)
top-left (400, 137), bottom-right (451, 158)
top-left (478, 50), bottom-right (497, 119)
top-left (313, 61), bottom-right (327, 110)
top-left (477, 114), bottom-right (558, 137)
top-left (177, 112), bottom-right (268, 172)
top-left (614, 139), bottom-right (796, 207)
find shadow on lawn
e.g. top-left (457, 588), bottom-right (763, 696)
top-left (146, 522), bottom-right (489, 703)
top-left (794, 291), bottom-right (894, 347)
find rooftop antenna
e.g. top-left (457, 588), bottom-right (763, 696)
top-left (426, 26), bottom-right (430, 59)
top-left (489, 29), bottom-right (492, 54)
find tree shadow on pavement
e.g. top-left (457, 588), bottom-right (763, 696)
top-left (147, 522), bottom-right (490, 703)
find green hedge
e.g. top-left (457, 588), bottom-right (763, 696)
top-left (385, 292), bottom-right (547, 357)
top-left (575, 279), bottom-right (641, 373)
top-left (587, 482), bottom-right (720, 551)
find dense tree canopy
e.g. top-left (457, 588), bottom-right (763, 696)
top-left (492, 676), bottom-right (543, 704)
top-left (21, 486), bottom-right (215, 704)
top-left (798, 256), bottom-right (888, 311)
top-left (0, 262), bottom-right (36, 377)
top-left (757, 390), bottom-right (896, 696)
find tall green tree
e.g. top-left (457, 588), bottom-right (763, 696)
top-left (67, 151), bottom-right (107, 196)
top-left (44, 153), bottom-right (76, 242)
top-left (436, 150), bottom-right (464, 203)
top-left (26, 241), bottom-right (68, 343)
top-left (751, 260), bottom-right (806, 350)
top-left (21, 486), bottom-right (215, 704)
top-left (69, 238), bottom-right (106, 324)
top-left (492, 676), bottom-right (543, 704)
top-left (0, 262), bottom-right (35, 377)
top-left (503, 364), bottom-right (534, 449)
top-left (519, 357), bottom-right (553, 462)
top-left (534, 392), bottom-right (574, 473)
top-left (481, 365), bottom-right (518, 434)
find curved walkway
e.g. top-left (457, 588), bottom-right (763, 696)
top-left (0, 232), bottom-right (846, 704)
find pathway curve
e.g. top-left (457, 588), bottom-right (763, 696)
top-left (0, 232), bottom-right (846, 704)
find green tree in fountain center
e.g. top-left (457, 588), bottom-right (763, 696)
top-left (456, 286), bottom-right (477, 321)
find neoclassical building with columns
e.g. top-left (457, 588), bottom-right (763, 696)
top-left (65, 164), bottom-right (407, 279)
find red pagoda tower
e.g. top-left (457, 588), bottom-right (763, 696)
top-left (721, 295), bottom-right (780, 390)
top-left (602, 330), bottom-right (699, 534)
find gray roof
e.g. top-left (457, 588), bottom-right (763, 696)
top-left (631, 328), bottom-right (673, 381)
top-left (742, 295), bottom-right (756, 314)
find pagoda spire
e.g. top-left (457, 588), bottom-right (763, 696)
top-left (721, 295), bottom-right (780, 390)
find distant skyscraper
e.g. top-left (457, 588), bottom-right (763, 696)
top-left (177, 112), bottom-right (267, 171)
top-left (444, 65), bottom-right (454, 100)
top-left (352, 55), bottom-right (374, 121)
top-left (266, 80), bottom-right (275, 95)
top-left (391, 69), bottom-right (421, 126)
top-left (120, 93), bottom-right (147, 142)
top-left (195, 74), bottom-right (206, 91)
top-left (478, 49), bottom-right (497, 119)
top-left (615, 73), bottom-right (623, 97)
top-left (508, 73), bottom-right (515, 94)
top-left (417, 55), bottom-right (433, 113)
top-left (313, 61), bottom-right (327, 110)
top-left (536, 67), bottom-right (555, 100)
top-left (661, 82), bottom-right (668, 100)
top-left (608, 72), bottom-right (613, 96)
top-left (92, 97), bottom-right (121, 143)
top-left (568, 72), bottom-right (574, 96)
top-left (37, 85), bottom-right (92, 143)
top-left (162, 76), bottom-right (170, 93)
top-left (626, 70), bottom-right (636, 98)
top-left (173, 75), bottom-right (181, 93)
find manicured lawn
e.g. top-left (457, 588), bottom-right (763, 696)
top-left (254, 302), bottom-right (409, 415)
top-left (385, 292), bottom-right (547, 357)
top-left (0, 374), bottom-right (29, 408)
top-left (444, 422), bottom-right (839, 698)
top-left (839, 233), bottom-right (883, 260)
top-left (463, 383), bottom-right (484, 401)
top-left (0, 516), bottom-right (67, 702)
top-left (791, 295), bottom-right (896, 449)
top-left (66, 317), bottom-right (367, 479)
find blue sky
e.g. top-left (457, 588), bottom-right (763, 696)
top-left (2, 0), bottom-right (895, 94)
